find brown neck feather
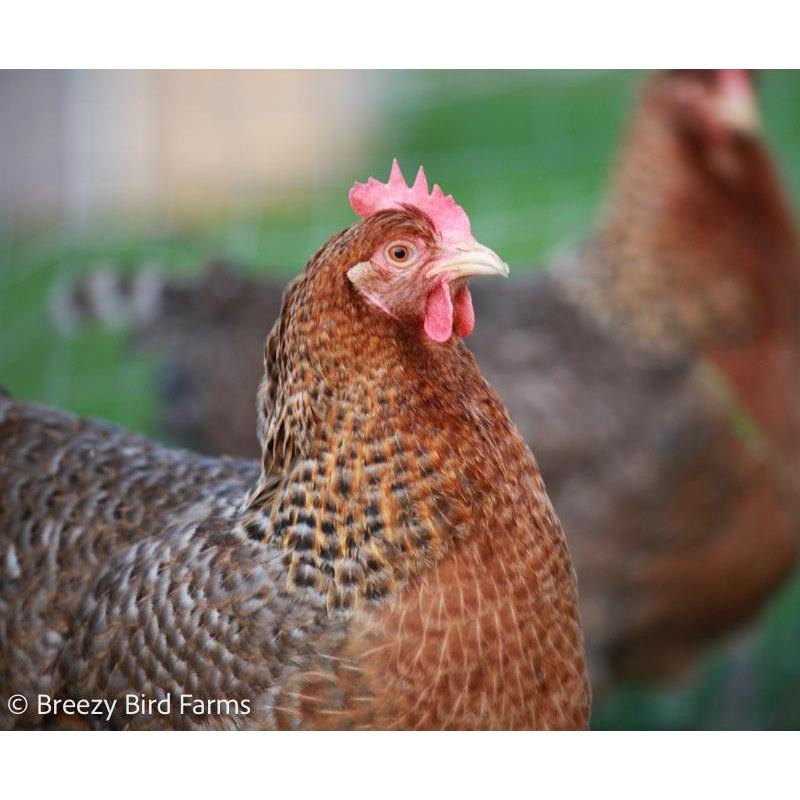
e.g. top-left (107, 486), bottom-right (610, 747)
top-left (238, 233), bottom-right (554, 610)
top-left (562, 83), bottom-right (800, 359)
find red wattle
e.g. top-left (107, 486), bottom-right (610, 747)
top-left (424, 280), bottom-right (454, 343)
top-left (453, 285), bottom-right (475, 337)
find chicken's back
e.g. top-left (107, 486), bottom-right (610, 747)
top-left (0, 394), bottom-right (260, 726)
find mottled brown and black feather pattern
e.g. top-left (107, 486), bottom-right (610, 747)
top-left (2, 210), bottom-right (589, 729)
top-left (0, 399), bottom-right (259, 728)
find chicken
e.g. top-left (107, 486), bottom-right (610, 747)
top-left (0, 162), bottom-right (589, 730)
top-left (470, 69), bottom-right (800, 687)
top-left (50, 262), bottom-right (283, 457)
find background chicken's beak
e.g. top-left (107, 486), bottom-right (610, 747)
top-left (717, 70), bottom-right (762, 135)
top-left (426, 241), bottom-right (510, 281)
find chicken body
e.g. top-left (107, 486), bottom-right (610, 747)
top-left (0, 400), bottom-right (258, 729)
top-left (1, 201), bottom-right (589, 729)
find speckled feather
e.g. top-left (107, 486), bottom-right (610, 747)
top-left (1, 210), bottom-right (589, 729)
top-left (0, 401), bottom-right (259, 729)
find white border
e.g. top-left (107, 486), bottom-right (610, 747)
top-left (2, 731), bottom-right (800, 799)
top-left (2, 1), bottom-right (799, 68)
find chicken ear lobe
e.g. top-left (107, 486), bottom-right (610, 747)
top-left (423, 280), bottom-right (454, 343)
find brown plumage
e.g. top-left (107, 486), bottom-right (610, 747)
top-left (53, 71), bottom-right (800, 693)
top-left (1, 178), bottom-right (589, 729)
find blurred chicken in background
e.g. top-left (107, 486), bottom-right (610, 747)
top-left (52, 262), bottom-right (283, 455)
top-left (473, 69), bottom-right (800, 690)
top-left (49, 71), bottom-right (800, 699)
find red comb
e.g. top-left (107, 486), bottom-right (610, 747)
top-left (349, 159), bottom-right (472, 244)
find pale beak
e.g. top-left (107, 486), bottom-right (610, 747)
top-left (716, 70), bottom-right (761, 135)
top-left (425, 241), bottom-right (510, 281)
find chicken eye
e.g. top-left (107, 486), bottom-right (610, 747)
top-left (384, 241), bottom-right (417, 267)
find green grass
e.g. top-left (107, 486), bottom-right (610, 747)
top-left (2, 70), bottom-right (800, 729)
top-left (593, 569), bottom-right (800, 730)
top-left (753, 573), bottom-right (800, 729)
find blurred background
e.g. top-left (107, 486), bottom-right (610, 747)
top-left (2, 70), bottom-right (800, 729)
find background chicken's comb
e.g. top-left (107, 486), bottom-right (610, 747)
top-left (349, 159), bottom-right (473, 243)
